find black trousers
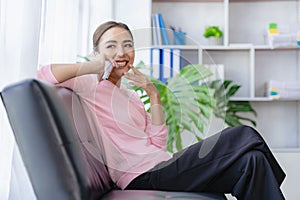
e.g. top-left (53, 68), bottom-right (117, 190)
top-left (126, 126), bottom-right (286, 200)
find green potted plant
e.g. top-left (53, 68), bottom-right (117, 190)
top-left (128, 62), bottom-right (215, 152)
top-left (203, 26), bottom-right (223, 45)
top-left (130, 61), bottom-right (256, 152)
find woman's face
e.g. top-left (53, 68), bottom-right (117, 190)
top-left (98, 27), bottom-right (135, 80)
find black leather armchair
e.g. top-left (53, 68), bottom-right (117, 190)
top-left (1, 79), bottom-right (226, 200)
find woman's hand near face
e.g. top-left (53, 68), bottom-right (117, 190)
top-left (124, 65), bottom-right (158, 97)
top-left (124, 65), bottom-right (165, 125)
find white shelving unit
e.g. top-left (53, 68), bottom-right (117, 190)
top-left (152, 1), bottom-right (300, 198)
top-left (152, 0), bottom-right (300, 150)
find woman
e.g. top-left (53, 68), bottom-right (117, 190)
top-left (37, 21), bottom-right (285, 200)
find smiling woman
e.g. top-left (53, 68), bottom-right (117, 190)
top-left (37, 21), bottom-right (169, 190)
top-left (36, 20), bottom-right (286, 199)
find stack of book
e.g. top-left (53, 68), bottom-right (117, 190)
top-left (152, 13), bottom-right (170, 45)
top-left (266, 80), bottom-right (300, 99)
top-left (265, 23), bottom-right (300, 48)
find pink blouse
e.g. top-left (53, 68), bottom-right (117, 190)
top-left (37, 65), bottom-right (171, 189)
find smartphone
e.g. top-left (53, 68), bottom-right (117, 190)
top-left (102, 61), bottom-right (113, 80)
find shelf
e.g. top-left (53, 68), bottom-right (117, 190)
top-left (151, 44), bottom-right (252, 50)
top-left (151, 45), bottom-right (199, 50)
top-left (202, 45), bottom-right (252, 50)
top-left (152, 44), bottom-right (300, 51)
top-left (271, 148), bottom-right (300, 153)
top-left (150, 45), bottom-right (253, 50)
top-left (231, 97), bottom-right (273, 101)
top-left (255, 45), bottom-right (300, 50)
top-left (230, 0), bottom-right (290, 2)
top-left (231, 97), bottom-right (300, 101)
top-left (153, 0), bottom-right (223, 2)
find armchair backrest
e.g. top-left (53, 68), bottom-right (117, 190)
top-left (1, 79), bottom-right (114, 200)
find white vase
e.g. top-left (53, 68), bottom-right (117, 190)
top-left (208, 37), bottom-right (221, 45)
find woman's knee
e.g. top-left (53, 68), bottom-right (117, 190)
top-left (223, 125), bottom-right (262, 141)
top-left (243, 149), bottom-right (265, 159)
top-left (240, 150), bottom-right (267, 170)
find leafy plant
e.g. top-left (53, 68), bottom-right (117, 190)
top-left (203, 26), bottom-right (223, 38)
top-left (130, 61), bottom-right (257, 152)
top-left (129, 61), bottom-right (216, 152)
top-left (209, 79), bottom-right (257, 127)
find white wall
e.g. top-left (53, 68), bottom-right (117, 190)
top-left (274, 151), bottom-right (300, 200)
top-left (114, 0), bottom-right (152, 74)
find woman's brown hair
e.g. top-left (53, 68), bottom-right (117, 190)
top-left (93, 21), bottom-right (133, 52)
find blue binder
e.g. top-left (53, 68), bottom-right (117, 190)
top-left (150, 47), bottom-right (182, 83)
top-left (157, 13), bottom-right (170, 45)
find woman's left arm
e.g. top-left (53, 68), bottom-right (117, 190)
top-left (124, 65), bottom-right (165, 125)
top-left (144, 84), bottom-right (165, 125)
top-left (124, 65), bottom-right (168, 149)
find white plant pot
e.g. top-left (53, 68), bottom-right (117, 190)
top-left (208, 37), bottom-right (222, 45)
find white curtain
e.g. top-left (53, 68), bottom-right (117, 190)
top-left (0, 0), bottom-right (113, 199)
top-left (0, 0), bottom-right (42, 199)
top-left (38, 0), bottom-right (82, 64)
top-left (38, 0), bottom-right (114, 66)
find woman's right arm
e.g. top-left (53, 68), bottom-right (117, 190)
top-left (50, 59), bottom-right (105, 83)
top-left (37, 55), bottom-right (107, 93)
